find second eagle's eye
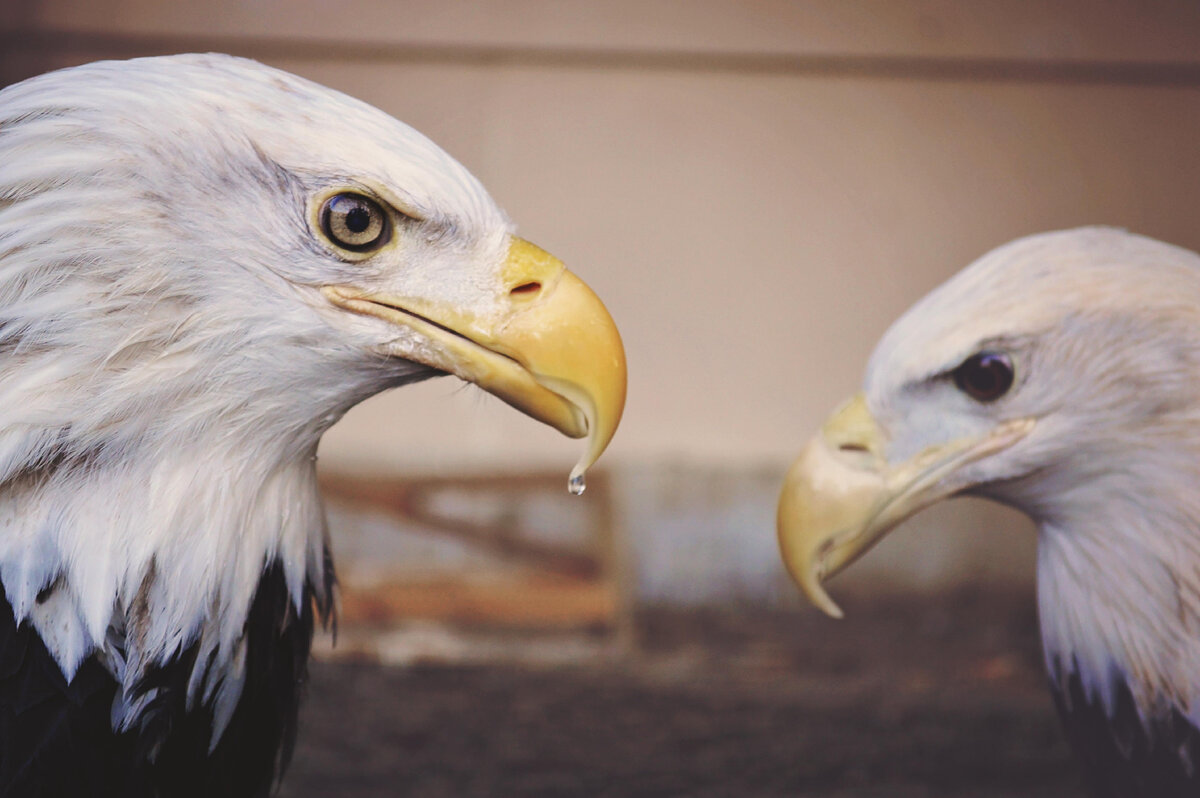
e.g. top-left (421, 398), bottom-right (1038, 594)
top-left (952, 351), bottom-right (1014, 403)
top-left (320, 193), bottom-right (390, 252)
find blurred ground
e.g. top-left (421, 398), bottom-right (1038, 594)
top-left (281, 590), bottom-right (1086, 797)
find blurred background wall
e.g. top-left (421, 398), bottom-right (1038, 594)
top-left (5, 1), bottom-right (1200, 610)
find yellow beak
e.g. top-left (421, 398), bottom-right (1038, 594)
top-left (324, 237), bottom-right (627, 487)
top-left (777, 393), bottom-right (1033, 618)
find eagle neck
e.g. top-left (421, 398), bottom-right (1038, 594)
top-left (0, 426), bottom-right (335, 740)
top-left (1036, 509), bottom-right (1200, 724)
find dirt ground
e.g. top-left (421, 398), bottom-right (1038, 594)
top-left (280, 590), bottom-right (1087, 798)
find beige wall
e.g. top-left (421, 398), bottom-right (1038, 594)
top-left (12, 0), bottom-right (1200, 63)
top-left (6, 2), bottom-right (1200, 595)
top-left (8, 1), bottom-right (1200, 474)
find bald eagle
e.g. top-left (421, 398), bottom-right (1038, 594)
top-left (0, 55), bottom-right (625, 797)
top-left (777, 227), bottom-right (1200, 797)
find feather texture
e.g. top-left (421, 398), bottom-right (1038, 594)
top-left (858, 228), bottom-right (1200, 795)
top-left (1050, 659), bottom-right (1200, 797)
top-left (0, 52), bottom-right (517, 784)
top-left (0, 558), bottom-right (327, 796)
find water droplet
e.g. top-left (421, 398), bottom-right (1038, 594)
top-left (568, 473), bottom-right (586, 496)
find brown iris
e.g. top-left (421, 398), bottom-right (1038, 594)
top-left (952, 352), bottom-right (1014, 403)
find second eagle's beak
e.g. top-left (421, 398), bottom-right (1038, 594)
top-left (777, 394), bottom-right (1033, 618)
top-left (324, 237), bottom-right (626, 487)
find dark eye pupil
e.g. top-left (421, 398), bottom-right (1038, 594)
top-left (953, 352), bottom-right (1014, 402)
top-left (344, 206), bottom-right (370, 233)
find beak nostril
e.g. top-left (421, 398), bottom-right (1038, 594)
top-left (838, 442), bottom-right (869, 453)
top-left (510, 281), bottom-right (542, 297)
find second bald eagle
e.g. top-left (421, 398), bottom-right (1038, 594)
top-left (779, 228), bottom-right (1200, 797)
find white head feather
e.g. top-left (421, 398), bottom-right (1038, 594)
top-left (866, 227), bottom-right (1200, 721)
top-left (0, 54), bottom-right (513, 737)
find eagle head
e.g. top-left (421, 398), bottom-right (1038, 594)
top-left (0, 53), bottom-right (625, 735)
top-left (777, 226), bottom-right (1200, 754)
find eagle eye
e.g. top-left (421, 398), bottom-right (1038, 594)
top-left (952, 352), bottom-right (1014, 403)
top-left (320, 193), bottom-right (391, 252)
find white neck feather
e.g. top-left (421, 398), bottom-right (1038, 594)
top-left (1036, 487), bottom-right (1200, 723)
top-left (0, 430), bottom-right (331, 736)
